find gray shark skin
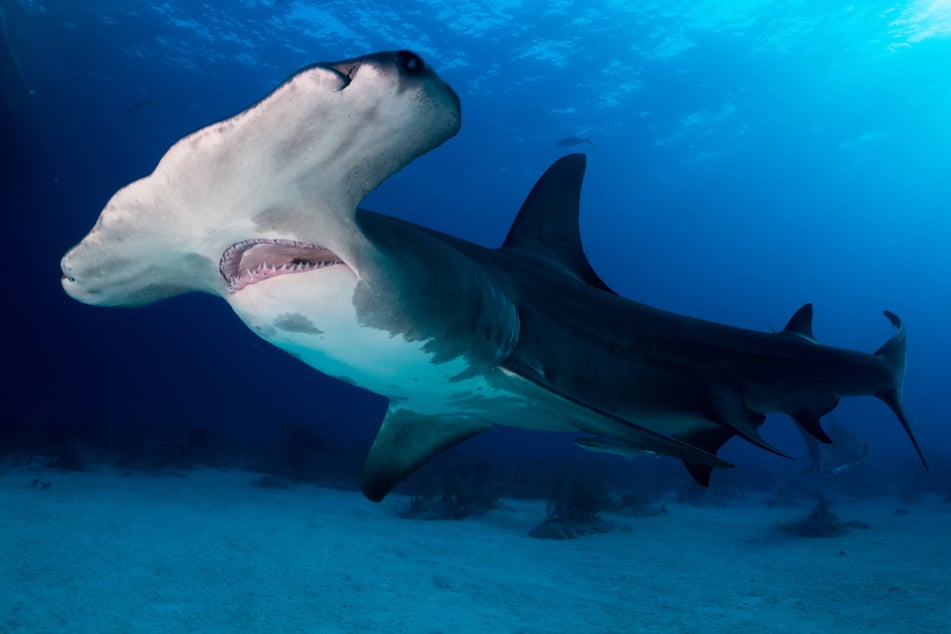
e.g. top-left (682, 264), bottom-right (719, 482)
top-left (60, 50), bottom-right (927, 502)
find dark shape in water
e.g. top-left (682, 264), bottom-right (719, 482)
top-left (555, 135), bottom-right (593, 147)
top-left (125, 94), bottom-right (156, 113)
top-left (795, 418), bottom-right (870, 475)
top-left (49, 441), bottom-right (87, 472)
top-left (399, 473), bottom-right (498, 521)
top-left (778, 494), bottom-right (869, 537)
top-left (251, 474), bottom-right (295, 490)
top-left (529, 476), bottom-right (618, 539)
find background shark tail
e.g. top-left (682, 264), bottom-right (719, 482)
top-left (874, 310), bottom-right (928, 470)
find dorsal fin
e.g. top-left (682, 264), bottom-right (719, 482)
top-left (502, 153), bottom-right (614, 293)
top-left (781, 303), bottom-right (816, 341)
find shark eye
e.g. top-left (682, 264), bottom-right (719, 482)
top-left (396, 50), bottom-right (424, 75)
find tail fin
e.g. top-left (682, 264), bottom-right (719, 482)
top-left (875, 311), bottom-right (928, 470)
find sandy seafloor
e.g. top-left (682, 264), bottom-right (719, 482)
top-left (1, 466), bottom-right (948, 634)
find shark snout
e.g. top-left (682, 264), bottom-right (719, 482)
top-left (60, 249), bottom-right (83, 291)
top-left (60, 260), bottom-right (73, 284)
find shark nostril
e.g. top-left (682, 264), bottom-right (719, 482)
top-left (395, 50), bottom-right (424, 75)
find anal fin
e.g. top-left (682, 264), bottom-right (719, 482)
top-left (792, 414), bottom-right (833, 444)
top-left (678, 427), bottom-right (736, 487)
top-left (362, 408), bottom-right (492, 502)
top-left (708, 388), bottom-right (792, 459)
top-left (789, 394), bottom-right (839, 444)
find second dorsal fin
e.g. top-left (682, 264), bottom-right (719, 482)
top-left (781, 303), bottom-right (816, 341)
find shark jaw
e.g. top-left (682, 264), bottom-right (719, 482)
top-left (219, 239), bottom-right (352, 293)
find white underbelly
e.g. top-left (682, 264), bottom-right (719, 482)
top-left (224, 271), bottom-right (526, 417)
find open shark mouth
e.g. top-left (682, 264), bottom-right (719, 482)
top-left (220, 239), bottom-right (348, 292)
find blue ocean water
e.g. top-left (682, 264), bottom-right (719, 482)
top-left (2, 0), bottom-right (950, 563)
top-left (4, 1), bottom-right (951, 630)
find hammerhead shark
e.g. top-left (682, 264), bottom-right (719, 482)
top-left (60, 51), bottom-right (927, 501)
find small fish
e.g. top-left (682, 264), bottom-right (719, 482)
top-left (573, 437), bottom-right (656, 461)
top-left (125, 94), bottom-right (155, 113)
top-left (555, 136), bottom-right (593, 148)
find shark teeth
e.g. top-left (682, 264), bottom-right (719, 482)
top-left (220, 239), bottom-right (346, 292)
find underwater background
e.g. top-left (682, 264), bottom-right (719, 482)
top-left (2, 1), bottom-right (951, 631)
top-left (4, 0), bottom-right (949, 482)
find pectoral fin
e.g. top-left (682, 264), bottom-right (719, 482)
top-left (362, 408), bottom-right (492, 502)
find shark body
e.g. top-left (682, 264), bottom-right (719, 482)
top-left (61, 51), bottom-right (926, 501)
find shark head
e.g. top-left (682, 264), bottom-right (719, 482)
top-left (61, 50), bottom-right (460, 309)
